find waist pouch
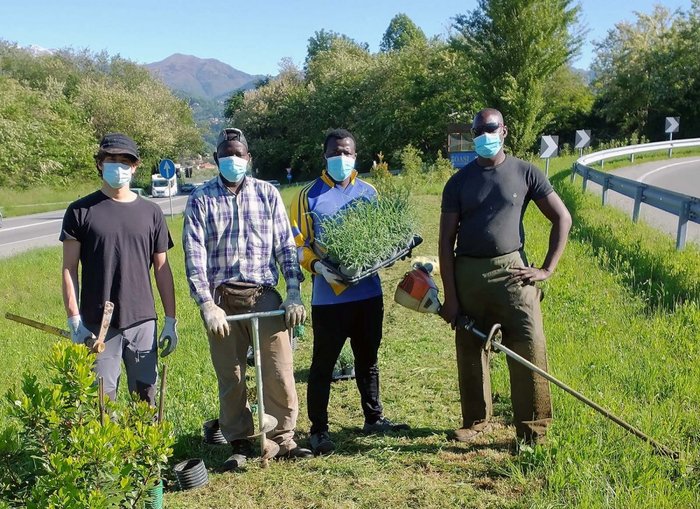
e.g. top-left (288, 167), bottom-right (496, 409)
top-left (217, 282), bottom-right (265, 314)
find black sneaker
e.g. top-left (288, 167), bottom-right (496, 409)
top-left (222, 439), bottom-right (254, 471)
top-left (362, 416), bottom-right (410, 434)
top-left (309, 431), bottom-right (336, 455)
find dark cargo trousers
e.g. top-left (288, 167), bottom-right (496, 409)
top-left (454, 251), bottom-right (552, 441)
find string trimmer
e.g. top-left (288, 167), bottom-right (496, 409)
top-left (394, 266), bottom-right (679, 459)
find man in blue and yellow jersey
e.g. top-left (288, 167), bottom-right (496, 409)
top-left (290, 128), bottom-right (409, 456)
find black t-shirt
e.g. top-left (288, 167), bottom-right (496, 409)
top-left (60, 191), bottom-right (173, 328)
top-left (441, 155), bottom-right (553, 257)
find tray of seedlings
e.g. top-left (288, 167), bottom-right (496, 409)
top-left (316, 188), bottom-right (422, 285)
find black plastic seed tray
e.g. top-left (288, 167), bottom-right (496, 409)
top-left (323, 235), bottom-right (423, 285)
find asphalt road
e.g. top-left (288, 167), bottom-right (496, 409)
top-left (2, 158), bottom-right (699, 258)
top-left (0, 194), bottom-right (190, 259)
top-left (583, 156), bottom-right (700, 246)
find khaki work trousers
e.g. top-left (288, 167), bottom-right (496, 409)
top-left (455, 251), bottom-right (552, 441)
top-left (207, 286), bottom-right (298, 449)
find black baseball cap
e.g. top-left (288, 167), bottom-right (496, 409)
top-left (217, 128), bottom-right (248, 150)
top-left (98, 133), bottom-right (140, 160)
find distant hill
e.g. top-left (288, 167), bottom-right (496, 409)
top-left (145, 53), bottom-right (264, 101)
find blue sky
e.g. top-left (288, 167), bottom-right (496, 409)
top-left (0, 0), bottom-right (693, 76)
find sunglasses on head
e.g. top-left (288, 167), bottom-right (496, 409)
top-left (471, 123), bottom-right (503, 137)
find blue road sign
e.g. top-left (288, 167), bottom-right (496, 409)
top-left (449, 151), bottom-right (477, 168)
top-left (158, 159), bottom-right (176, 179)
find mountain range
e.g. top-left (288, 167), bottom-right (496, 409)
top-left (144, 53), bottom-right (263, 101)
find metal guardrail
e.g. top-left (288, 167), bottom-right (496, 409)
top-left (570, 138), bottom-right (700, 249)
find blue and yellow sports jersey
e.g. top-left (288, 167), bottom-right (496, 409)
top-left (290, 169), bottom-right (383, 305)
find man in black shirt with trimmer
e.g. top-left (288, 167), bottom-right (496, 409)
top-left (439, 108), bottom-right (572, 445)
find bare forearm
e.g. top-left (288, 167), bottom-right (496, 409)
top-left (541, 216), bottom-right (572, 273)
top-left (62, 267), bottom-right (80, 317)
top-left (154, 263), bottom-right (176, 318)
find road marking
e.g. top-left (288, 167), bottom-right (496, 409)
top-left (638, 158), bottom-right (700, 183)
top-left (0, 219), bottom-right (62, 233)
top-left (1, 233), bottom-right (57, 247)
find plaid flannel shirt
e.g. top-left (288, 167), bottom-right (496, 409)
top-left (183, 176), bottom-right (302, 306)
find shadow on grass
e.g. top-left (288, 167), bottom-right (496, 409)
top-left (293, 367), bottom-right (310, 383)
top-left (552, 171), bottom-right (700, 313)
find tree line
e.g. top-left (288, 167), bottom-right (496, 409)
top-left (2, 0), bottom-right (699, 187)
top-left (0, 42), bottom-right (204, 188)
top-left (226, 0), bottom-right (700, 180)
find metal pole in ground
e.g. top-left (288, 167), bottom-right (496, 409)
top-left (157, 364), bottom-right (168, 424)
top-left (458, 319), bottom-right (680, 460)
top-left (227, 309), bottom-right (285, 467)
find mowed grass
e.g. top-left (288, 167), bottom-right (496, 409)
top-left (0, 157), bottom-right (699, 508)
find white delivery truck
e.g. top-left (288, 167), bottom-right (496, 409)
top-left (151, 174), bottom-right (178, 197)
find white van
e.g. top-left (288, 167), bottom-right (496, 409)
top-left (151, 175), bottom-right (178, 197)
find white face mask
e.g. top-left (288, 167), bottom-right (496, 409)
top-left (102, 162), bottom-right (133, 189)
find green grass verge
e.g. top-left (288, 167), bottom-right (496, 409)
top-left (0, 158), bottom-right (698, 508)
top-left (0, 182), bottom-right (99, 217)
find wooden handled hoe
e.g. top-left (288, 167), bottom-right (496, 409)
top-left (5, 301), bottom-right (114, 354)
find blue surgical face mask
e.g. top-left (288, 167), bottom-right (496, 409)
top-left (473, 132), bottom-right (503, 158)
top-left (102, 162), bottom-right (133, 189)
top-left (326, 155), bottom-right (355, 182)
top-left (218, 155), bottom-right (248, 183)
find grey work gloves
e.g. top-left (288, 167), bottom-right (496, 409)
top-left (67, 314), bottom-right (95, 345)
top-left (280, 288), bottom-right (306, 328)
top-left (158, 316), bottom-right (178, 357)
top-left (201, 300), bottom-right (230, 339)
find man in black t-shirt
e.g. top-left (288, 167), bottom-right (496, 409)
top-left (438, 108), bottom-right (572, 445)
top-left (60, 133), bottom-right (178, 405)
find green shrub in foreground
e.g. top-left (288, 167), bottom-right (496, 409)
top-left (0, 343), bottom-right (173, 509)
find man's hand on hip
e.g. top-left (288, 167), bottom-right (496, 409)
top-left (200, 301), bottom-right (230, 339)
top-left (280, 288), bottom-right (306, 328)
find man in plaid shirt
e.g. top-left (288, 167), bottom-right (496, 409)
top-left (183, 127), bottom-right (312, 469)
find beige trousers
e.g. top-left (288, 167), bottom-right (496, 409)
top-left (206, 286), bottom-right (299, 449)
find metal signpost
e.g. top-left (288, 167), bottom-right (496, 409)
top-left (158, 159), bottom-right (176, 218)
top-left (539, 135), bottom-right (559, 177)
top-left (574, 129), bottom-right (591, 158)
top-left (665, 117), bottom-right (680, 157)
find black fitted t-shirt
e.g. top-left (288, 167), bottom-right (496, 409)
top-left (60, 191), bottom-right (173, 328)
top-left (441, 155), bottom-right (553, 257)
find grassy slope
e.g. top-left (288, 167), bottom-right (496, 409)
top-left (0, 157), bottom-right (698, 508)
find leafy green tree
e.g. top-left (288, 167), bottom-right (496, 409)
top-left (380, 13), bottom-right (427, 52)
top-left (591, 4), bottom-right (700, 140)
top-left (541, 65), bottom-right (594, 144)
top-left (451, 0), bottom-right (583, 155)
top-left (305, 29), bottom-right (369, 69)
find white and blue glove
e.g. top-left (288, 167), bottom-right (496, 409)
top-left (67, 315), bottom-right (94, 345)
top-left (158, 316), bottom-right (178, 357)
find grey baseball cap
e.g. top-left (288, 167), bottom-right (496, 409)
top-left (216, 128), bottom-right (248, 150)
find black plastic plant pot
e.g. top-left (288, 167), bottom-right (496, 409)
top-left (174, 458), bottom-right (209, 490)
top-left (202, 418), bottom-right (228, 445)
